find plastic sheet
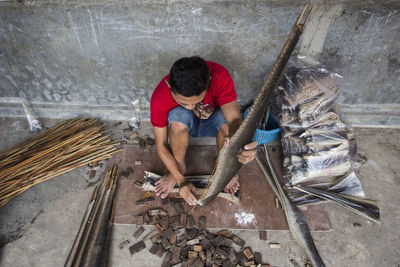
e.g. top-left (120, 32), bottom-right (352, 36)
top-left (21, 100), bottom-right (43, 132)
top-left (128, 95), bottom-right (142, 128)
top-left (270, 56), bottom-right (368, 202)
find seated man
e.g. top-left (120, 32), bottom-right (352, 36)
top-left (150, 56), bottom-right (256, 206)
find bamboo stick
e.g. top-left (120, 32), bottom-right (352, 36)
top-left (0, 116), bottom-right (120, 208)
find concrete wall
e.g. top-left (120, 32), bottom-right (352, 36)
top-left (0, 0), bottom-right (399, 126)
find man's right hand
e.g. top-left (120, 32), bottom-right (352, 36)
top-left (179, 181), bottom-right (197, 206)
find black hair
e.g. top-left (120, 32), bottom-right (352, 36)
top-left (169, 56), bottom-right (210, 97)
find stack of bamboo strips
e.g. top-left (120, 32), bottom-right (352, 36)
top-left (0, 117), bottom-right (121, 208)
top-left (65, 164), bottom-right (119, 267)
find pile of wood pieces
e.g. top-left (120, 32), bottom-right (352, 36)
top-left (119, 125), bottom-right (155, 152)
top-left (269, 59), bottom-right (380, 222)
top-left (124, 206), bottom-right (271, 267)
top-left (0, 117), bottom-right (121, 208)
top-left (65, 164), bottom-right (119, 267)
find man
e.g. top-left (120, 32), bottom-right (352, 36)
top-left (150, 56), bottom-right (256, 206)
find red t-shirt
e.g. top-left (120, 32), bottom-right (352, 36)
top-left (150, 61), bottom-right (237, 127)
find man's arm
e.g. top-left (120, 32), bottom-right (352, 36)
top-left (220, 100), bottom-right (242, 135)
top-left (220, 100), bottom-right (257, 164)
top-left (153, 126), bottom-right (197, 205)
top-left (153, 126), bottom-right (185, 185)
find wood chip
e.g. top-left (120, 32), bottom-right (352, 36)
top-left (275, 197), bottom-right (281, 209)
top-left (187, 215), bottom-right (195, 227)
top-left (157, 245), bottom-right (165, 258)
top-left (143, 213), bottom-right (151, 224)
top-left (231, 234), bottom-right (245, 248)
top-left (187, 228), bottom-right (198, 239)
top-left (142, 229), bottom-right (156, 240)
top-left (218, 229), bottom-right (231, 237)
top-left (148, 208), bottom-right (161, 216)
top-left (161, 252), bottom-right (172, 267)
top-left (160, 216), bottom-right (169, 229)
top-left (171, 246), bottom-right (182, 264)
top-left (133, 226), bottom-right (145, 238)
top-left (187, 238), bottom-right (200, 246)
top-left (149, 243), bottom-right (159, 254)
top-left (135, 160), bottom-right (142, 165)
top-left (191, 258), bottom-right (203, 267)
top-left (222, 260), bottom-right (233, 267)
top-left (199, 250), bottom-right (206, 261)
top-left (120, 171), bottom-right (129, 177)
top-left (129, 240), bottom-right (146, 255)
top-left (89, 170), bottom-right (96, 179)
top-left (259, 230), bottom-right (267, 240)
top-left (154, 224), bottom-right (163, 234)
top-left (150, 233), bottom-right (161, 243)
top-left (173, 202), bottom-right (184, 214)
top-left (169, 215), bottom-right (180, 223)
top-left (134, 180), bottom-right (143, 188)
top-left (193, 245), bottom-right (202, 252)
top-left (171, 198), bottom-right (185, 203)
top-left (213, 235), bottom-right (232, 247)
top-left (142, 191), bottom-right (152, 199)
top-left (200, 238), bottom-right (212, 250)
top-left (254, 252), bottom-right (262, 264)
top-left (161, 237), bottom-right (171, 249)
top-left (269, 243), bottom-right (280, 249)
top-left (176, 239), bottom-right (187, 247)
top-left (146, 137), bottom-right (155, 145)
top-left (244, 261), bottom-right (255, 266)
top-left (135, 197), bottom-right (155, 205)
top-left (152, 215), bottom-right (160, 225)
top-left (119, 240), bottom-right (130, 249)
top-left (188, 251), bottom-right (198, 261)
top-left (242, 248), bottom-right (253, 259)
top-left (136, 215), bottom-right (144, 225)
top-left (216, 248), bottom-right (229, 259)
top-left (206, 249), bottom-right (212, 266)
top-left (180, 212), bottom-right (187, 226)
top-left (130, 132), bottom-right (139, 139)
top-left (162, 227), bottom-right (173, 240)
top-left (159, 209), bottom-right (168, 216)
top-left (162, 197), bottom-right (170, 205)
top-left (170, 233), bottom-right (177, 244)
top-left (174, 228), bottom-right (186, 236)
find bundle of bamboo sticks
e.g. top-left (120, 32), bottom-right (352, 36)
top-left (0, 117), bottom-right (121, 208)
top-left (65, 164), bottom-right (119, 267)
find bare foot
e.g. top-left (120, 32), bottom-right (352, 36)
top-left (224, 174), bottom-right (240, 195)
top-left (155, 173), bottom-right (177, 199)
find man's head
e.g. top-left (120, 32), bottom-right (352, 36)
top-left (169, 56), bottom-right (210, 97)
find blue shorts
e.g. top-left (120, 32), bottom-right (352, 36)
top-left (168, 106), bottom-right (227, 137)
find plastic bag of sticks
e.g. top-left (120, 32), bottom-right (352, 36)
top-left (269, 56), bottom-right (368, 198)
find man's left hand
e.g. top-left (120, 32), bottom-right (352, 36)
top-left (224, 138), bottom-right (257, 164)
top-left (237, 141), bottom-right (257, 164)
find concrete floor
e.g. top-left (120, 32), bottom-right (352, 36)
top-left (0, 117), bottom-right (399, 267)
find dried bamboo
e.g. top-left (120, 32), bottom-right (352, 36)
top-left (0, 117), bottom-right (121, 208)
top-left (65, 164), bottom-right (119, 267)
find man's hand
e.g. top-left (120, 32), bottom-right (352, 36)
top-left (224, 138), bottom-right (258, 164)
top-left (237, 141), bottom-right (257, 164)
top-left (179, 181), bottom-right (197, 206)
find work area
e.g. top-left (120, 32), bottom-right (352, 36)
top-left (1, 1), bottom-right (400, 267)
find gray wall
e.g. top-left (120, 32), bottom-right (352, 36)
top-left (0, 0), bottom-right (399, 126)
